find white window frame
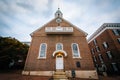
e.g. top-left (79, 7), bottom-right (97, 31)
top-left (101, 64), bottom-right (107, 71)
top-left (98, 54), bottom-right (103, 63)
top-left (56, 43), bottom-right (63, 50)
top-left (117, 38), bottom-right (120, 43)
top-left (113, 29), bottom-right (119, 36)
top-left (71, 43), bottom-right (81, 58)
top-left (93, 39), bottom-right (97, 45)
top-left (38, 43), bottom-right (47, 59)
top-left (93, 56), bottom-right (97, 62)
top-left (91, 48), bottom-right (95, 54)
top-left (103, 42), bottom-right (108, 49)
top-left (95, 64), bottom-right (98, 68)
top-left (106, 51), bottom-right (112, 59)
top-left (96, 46), bottom-right (100, 52)
top-left (111, 63), bottom-right (118, 71)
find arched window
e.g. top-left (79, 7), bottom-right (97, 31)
top-left (56, 43), bottom-right (63, 50)
top-left (72, 43), bottom-right (80, 58)
top-left (39, 43), bottom-right (47, 58)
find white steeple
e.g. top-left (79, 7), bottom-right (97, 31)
top-left (55, 8), bottom-right (63, 18)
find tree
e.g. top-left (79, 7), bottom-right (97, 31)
top-left (0, 36), bottom-right (29, 70)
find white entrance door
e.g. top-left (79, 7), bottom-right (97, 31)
top-left (56, 55), bottom-right (63, 70)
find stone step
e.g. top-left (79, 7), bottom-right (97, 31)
top-left (53, 75), bottom-right (67, 79)
top-left (53, 71), bottom-right (68, 80)
top-left (54, 72), bottom-right (66, 75)
top-left (54, 79), bottom-right (68, 80)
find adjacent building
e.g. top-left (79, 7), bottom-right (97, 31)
top-left (88, 23), bottom-right (120, 76)
top-left (22, 42), bottom-right (31, 46)
top-left (22, 9), bottom-right (98, 80)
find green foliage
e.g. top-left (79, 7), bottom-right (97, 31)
top-left (0, 36), bottom-right (29, 69)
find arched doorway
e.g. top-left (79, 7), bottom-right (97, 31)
top-left (52, 50), bottom-right (67, 71)
top-left (56, 54), bottom-right (63, 70)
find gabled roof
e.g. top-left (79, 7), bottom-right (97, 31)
top-left (61, 18), bottom-right (88, 36)
top-left (30, 17), bottom-right (88, 36)
top-left (31, 8), bottom-right (87, 36)
top-left (30, 18), bottom-right (55, 36)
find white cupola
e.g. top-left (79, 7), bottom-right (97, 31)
top-left (55, 8), bottom-right (63, 18)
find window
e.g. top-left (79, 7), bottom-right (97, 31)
top-left (91, 48), bottom-right (95, 54)
top-left (76, 61), bottom-right (81, 68)
top-left (103, 42), bottom-right (109, 49)
top-left (72, 43), bottom-right (80, 58)
top-left (117, 38), bottom-right (120, 44)
top-left (56, 43), bottom-right (63, 50)
top-left (98, 54), bottom-right (103, 63)
top-left (102, 64), bottom-right (107, 71)
top-left (112, 29), bottom-right (120, 36)
top-left (95, 64), bottom-right (98, 68)
top-left (93, 56), bottom-right (97, 62)
top-left (106, 51), bottom-right (112, 59)
top-left (111, 63), bottom-right (118, 72)
top-left (93, 39), bottom-right (97, 45)
top-left (39, 43), bottom-right (47, 58)
top-left (96, 46), bottom-right (100, 52)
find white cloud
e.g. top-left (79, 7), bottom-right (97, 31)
top-left (0, 0), bottom-right (120, 41)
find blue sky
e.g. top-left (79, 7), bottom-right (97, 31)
top-left (0, 0), bottom-right (120, 41)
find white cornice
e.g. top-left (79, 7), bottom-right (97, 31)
top-left (30, 18), bottom-right (57, 36)
top-left (30, 17), bottom-right (88, 36)
top-left (61, 18), bottom-right (88, 36)
top-left (88, 23), bottom-right (120, 43)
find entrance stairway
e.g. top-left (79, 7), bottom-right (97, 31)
top-left (53, 71), bottom-right (68, 80)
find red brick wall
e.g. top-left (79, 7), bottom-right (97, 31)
top-left (88, 29), bottom-right (120, 75)
top-left (24, 18), bottom-right (95, 71)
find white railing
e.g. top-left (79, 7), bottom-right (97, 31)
top-left (45, 27), bottom-right (73, 34)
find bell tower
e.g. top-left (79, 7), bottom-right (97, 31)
top-left (55, 8), bottom-right (63, 18)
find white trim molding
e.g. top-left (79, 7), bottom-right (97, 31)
top-left (56, 43), bottom-right (63, 50)
top-left (88, 23), bottom-right (120, 43)
top-left (53, 50), bottom-right (67, 57)
top-left (38, 43), bottom-right (47, 59)
top-left (71, 43), bottom-right (81, 58)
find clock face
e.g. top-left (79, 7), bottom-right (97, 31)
top-left (56, 18), bottom-right (62, 23)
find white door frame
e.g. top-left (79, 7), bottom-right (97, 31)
top-left (56, 54), bottom-right (64, 70)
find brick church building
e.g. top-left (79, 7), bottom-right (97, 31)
top-left (22, 9), bottom-right (98, 79)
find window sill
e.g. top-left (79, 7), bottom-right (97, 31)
top-left (73, 57), bottom-right (82, 59)
top-left (37, 57), bottom-right (46, 59)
